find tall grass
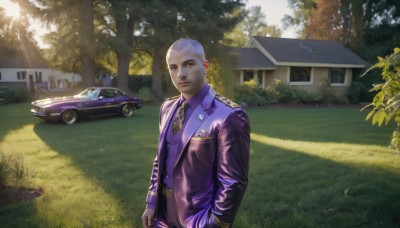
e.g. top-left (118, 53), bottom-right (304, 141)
top-left (0, 152), bottom-right (28, 188)
top-left (0, 103), bottom-right (399, 227)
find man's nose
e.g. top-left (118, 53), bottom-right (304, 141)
top-left (178, 67), bottom-right (187, 78)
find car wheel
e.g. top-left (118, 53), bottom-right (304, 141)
top-left (121, 104), bottom-right (134, 117)
top-left (61, 110), bottom-right (78, 124)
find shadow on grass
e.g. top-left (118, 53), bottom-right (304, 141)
top-left (0, 200), bottom-right (44, 227)
top-left (247, 107), bottom-right (396, 146)
top-left (3, 104), bottom-right (399, 227)
top-left (236, 133), bottom-right (400, 227)
top-left (29, 105), bottom-right (160, 226)
top-left (0, 103), bottom-right (35, 142)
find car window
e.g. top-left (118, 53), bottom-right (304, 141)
top-left (114, 90), bottom-right (124, 97)
top-left (76, 88), bottom-right (99, 99)
top-left (101, 89), bottom-right (118, 98)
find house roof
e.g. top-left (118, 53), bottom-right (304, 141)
top-left (230, 48), bottom-right (276, 70)
top-left (0, 57), bottom-right (26, 68)
top-left (0, 33), bottom-right (48, 69)
top-left (251, 36), bottom-right (366, 68)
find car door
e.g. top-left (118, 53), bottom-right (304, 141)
top-left (95, 89), bottom-right (120, 115)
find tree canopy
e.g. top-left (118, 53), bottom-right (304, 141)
top-left (9, 0), bottom-right (245, 98)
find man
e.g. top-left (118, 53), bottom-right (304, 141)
top-left (142, 38), bottom-right (250, 228)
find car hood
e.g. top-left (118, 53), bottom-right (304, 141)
top-left (32, 96), bottom-right (88, 108)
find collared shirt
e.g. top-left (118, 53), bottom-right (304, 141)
top-left (162, 84), bottom-right (210, 189)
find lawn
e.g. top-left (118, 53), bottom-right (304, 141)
top-left (0, 103), bottom-right (399, 227)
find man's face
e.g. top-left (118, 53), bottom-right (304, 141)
top-left (166, 45), bottom-right (209, 99)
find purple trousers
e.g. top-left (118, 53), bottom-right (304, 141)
top-left (155, 193), bottom-right (181, 227)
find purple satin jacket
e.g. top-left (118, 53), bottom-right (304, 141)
top-left (146, 86), bottom-right (250, 227)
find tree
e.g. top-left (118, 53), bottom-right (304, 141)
top-left (98, 0), bottom-right (144, 91)
top-left (16, 0), bottom-right (96, 87)
top-left (305, 0), bottom-right (341, 41)
top-left (224, 6), bottom-right (282, 47)
top-left (282, 0), bottom-right (317, 38)
top-left (79, 0), bottom-right (96, 88)
top-left (304, 0), bottom-right (369, 47)
top-left (0, 7), bottom-right (23, 56)
top-left (144, 0), bottom-right (245, 100)
top-left (142, 0), bottom-right (178, 100)
top-left (362, 48), bottom-right (400, 152)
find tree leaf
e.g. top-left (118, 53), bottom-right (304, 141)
top-left (375, 109), bottom-right (386, 127)
top-left (366, 109), bottom-right (375, 121)
top-left (373, 91), bottom-right (384, 106)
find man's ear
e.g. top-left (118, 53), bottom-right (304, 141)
top-left (203, 60), bottom-right (209, 73)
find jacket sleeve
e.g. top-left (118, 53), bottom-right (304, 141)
top-left (210, 108), bottom-right (250, 227)
top-left (145, 155), bottom-right (159, 208)
top-left (145, 102), bottom-right (166, 207)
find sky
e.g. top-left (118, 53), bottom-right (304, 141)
top-left (0, 0), bottom-right (296, 47)
top-left (247, 0), bottom-right (296, 38)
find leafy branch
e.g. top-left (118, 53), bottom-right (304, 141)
top-left (362, 47), bottom-right (400, 151)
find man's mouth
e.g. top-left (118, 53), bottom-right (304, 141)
top-left (179, 82), bottom-right (190, 87)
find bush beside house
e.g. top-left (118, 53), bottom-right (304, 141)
top-left (235, 79), bottom-right (350, 106)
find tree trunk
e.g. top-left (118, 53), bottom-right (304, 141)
top-left (113, 9), bottom-right (135, 92)
top-left (340, 0), bottom-right (351, 45)
top-left (117, 52), bottom-right (130, 92)
top-left (351, 0), bottom-right (364, 48)
top-left (79, 0), bottom-right (95, 88)
top-left (152, 47), bottom-right (163, 101)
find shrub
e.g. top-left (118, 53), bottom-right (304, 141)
top-left (234, 80), bottom-right (269, 106)
top-left (266, 80), bottom-right (294, 104)
top-left (125, 75), bottom-right (152, 93)
top-left (235, 79), bottom-right (352, 106)
top-left (298, 90), bottom-right (324, 104)
top-left (348, 81), bottom-right (366, 104)
top-left (0, 87), bottom-right (29, 104)
top-left (0, 151), bottom-right (28, 189)
top-left (136, 87), bottom-right (155, 103)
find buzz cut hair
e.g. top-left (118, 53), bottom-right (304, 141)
top-left (168, 38), bottom-right (206, 61)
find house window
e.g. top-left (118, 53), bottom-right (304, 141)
top-left (289, 67), bottom-right (312, 85)
top-left (330, 68), bottom-right (346, 85)
top-left (17, 71), bottom-right (26, 80)
top-left (243, 71), bottom-right (254, 82)
top-left (257, 71), bottom-right (263, 85)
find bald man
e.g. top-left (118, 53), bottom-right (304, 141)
top-left (142, 38), bottom-right (250, 228)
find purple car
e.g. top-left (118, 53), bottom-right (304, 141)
top-left (31, 87), bottom-right (143, 124)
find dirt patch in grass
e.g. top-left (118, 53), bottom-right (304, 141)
top-left (0, 187), bottom-right (43, 206)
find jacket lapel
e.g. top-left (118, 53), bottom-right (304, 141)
top-left (174, 87), bottom-right (216, 169)
top-left (158, 99), bottom-right (179, 157)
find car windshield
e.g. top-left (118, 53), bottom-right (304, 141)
top-left (75, 88), bottom-right (100, 99)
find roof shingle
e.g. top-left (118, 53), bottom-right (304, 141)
top-left (230, 47), bottom-right (276, 70)
top-left (252, 36), bottom-right (365, 67)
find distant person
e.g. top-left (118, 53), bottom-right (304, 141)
top-left (142, 38), bottom-right (250, 227)
top-left (102, 73), bottom-right (112, 87)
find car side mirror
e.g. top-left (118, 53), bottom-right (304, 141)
top-left (98, 96), bottom-right (104, 100)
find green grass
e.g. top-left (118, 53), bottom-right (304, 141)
top-left (0, 103), bottom-right (399, 227)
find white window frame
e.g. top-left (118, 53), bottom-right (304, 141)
top-left (257, 70), bottom-right (265, 88)
top-left (243, 70), bottom-right (254, 83)
top-left (287, 66), bottom-right (313, 85)
top-left (330, 68), bottom-right (348, 87)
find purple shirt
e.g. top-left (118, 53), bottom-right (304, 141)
top-left (162, 84), bottom-right (210, 189)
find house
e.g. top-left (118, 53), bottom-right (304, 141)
top-left (231, 36), bottom-right (366, 97)
top-left (0, 34), bottom-right (81, 95)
